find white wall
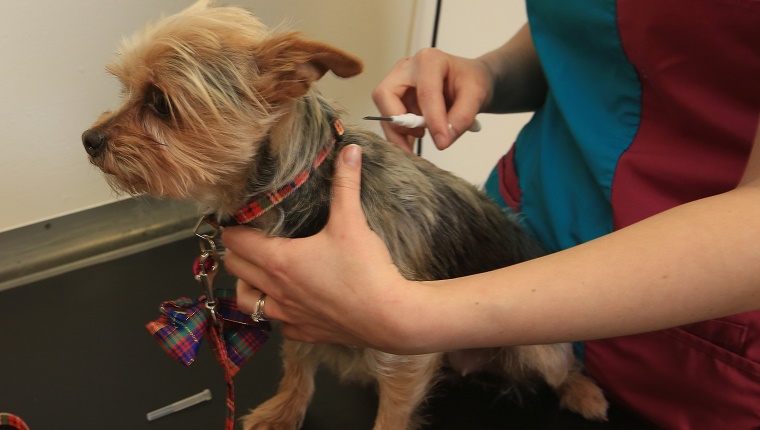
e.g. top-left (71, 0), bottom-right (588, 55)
top-left (0, 0), bottom-right (417, 233)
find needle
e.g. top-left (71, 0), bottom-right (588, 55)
top-left (363, 114), bottom-right (482, 132)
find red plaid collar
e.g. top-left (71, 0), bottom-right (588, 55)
top-left (209, 118), bottom-right (345, 227)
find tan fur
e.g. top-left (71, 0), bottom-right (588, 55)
top-left (83, 2), bottom-right (608, 428)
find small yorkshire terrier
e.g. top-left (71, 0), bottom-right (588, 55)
top-left (83, 1), bottom-right (608, 428)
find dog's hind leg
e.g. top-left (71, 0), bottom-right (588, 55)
top-left (369, 352), bottom-right (442, 430)
top-left (553, 359), bottom-right (609, 421)
top-left (242, 340), bottom-right (317, 430)
top-left (515, 344), bottom-right (609, 422)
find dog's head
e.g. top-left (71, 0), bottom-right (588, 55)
top-left (82, 0), bottom-right (362, 205)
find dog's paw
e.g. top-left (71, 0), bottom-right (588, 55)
top-left (558, 375), bottom-right (609, 422)
top-left (241, 399), bottom-right (306, 430)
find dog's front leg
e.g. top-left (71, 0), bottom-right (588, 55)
top-left (371, 352), bottom-right (441, 430)
top-left (242, 340), bottom-right (317, 430)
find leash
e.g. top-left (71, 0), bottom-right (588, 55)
top-left (146, 219), bottom-right (269, 429)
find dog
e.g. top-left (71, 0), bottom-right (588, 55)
top-left (82, 1), bottom-right (608, 428)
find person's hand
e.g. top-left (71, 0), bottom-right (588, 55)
top-left (223, 145), bottom-right (417, 350)
top-left (372, 48), bottom-right (493, 152)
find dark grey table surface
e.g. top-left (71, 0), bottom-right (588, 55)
top-left (0, 237), bottom-right (655, 429)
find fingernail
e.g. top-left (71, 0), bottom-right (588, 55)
top-left (433, 133), bottom-right (448, 149)
top-left (448, 124), bottom-right (459, 142)
top-left (342, 144), bottom-right (362, 168)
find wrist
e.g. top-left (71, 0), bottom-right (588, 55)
top-left (366, 279), bottom-right (440, 355)
top-left (476, 24), bottom-right (547, 114)
top-left (474, 56), bottom-right (497, 114)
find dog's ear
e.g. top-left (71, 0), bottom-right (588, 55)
top-left (255, 32), bottom-right (364, 102)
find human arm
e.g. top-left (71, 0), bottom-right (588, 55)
top-left (225, 121), bottom-right (760, 355)
top-left (372, 24), bottom-right (546, 151)
top-left (408, 168), bottom-right (760, 352)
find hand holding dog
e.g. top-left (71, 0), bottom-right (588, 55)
top-left (225, 145), bottom-right (417, 350)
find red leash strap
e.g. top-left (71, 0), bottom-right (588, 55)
top-left (147, 218), bottom-right (269, 428)
top-left (194, 220), bottom-right (235, 430)
top-left (208, 321), bottom-right (236, 430)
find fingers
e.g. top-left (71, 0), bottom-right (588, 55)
top-left (222, 225), bottom-right (286, 273)
top-left (419, 53), bottom-right (490, 150)
top-left (236, 279), bottom-right (263, 314)
top-left (225, 247), bottom-right (284, 312)
top-left (446, 79), bottom-right (486, 146)
top-left (236, 279), bottom-right (283, 322)
top-left (224, 235), bottom-right (297, 313)
top-left (329, 144), bottom-right (364, 228)
top-left (237, 279), bottom-right (364, 346)
top-left (224, 144), bottom-right (365, 288)
top-left (412, 49), bottom-right (453, 149)
top-left (372, 58), bottom-right (420, 151)
top-left (222, 145), bottom-right (387, 348)
top-left (373, 48), bottom-right (487, 151)
top-left (373, 49), bottom-right (452, 149)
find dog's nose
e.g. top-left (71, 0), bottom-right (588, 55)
top-left (82, 129), bottom-right (107, 157)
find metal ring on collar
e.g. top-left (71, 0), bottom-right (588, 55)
top-left (251, 292), bottom-right (269, 322)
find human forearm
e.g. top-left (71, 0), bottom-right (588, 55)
top-left (398, 186), bottom-right (760, 354)
top-left (477, 24), bottom-right (547, 114)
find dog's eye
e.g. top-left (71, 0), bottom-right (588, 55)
top-left (148, 88), bottom-right (172, 119)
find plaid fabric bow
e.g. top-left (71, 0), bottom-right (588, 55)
top-left (146, 288), bottom-right (269, 376)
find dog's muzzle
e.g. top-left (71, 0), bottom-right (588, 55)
top-left (82, 129), bottom-right (108, 157)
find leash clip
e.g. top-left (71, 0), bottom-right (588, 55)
top-left (193, 217), bottom-right (222, 325)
